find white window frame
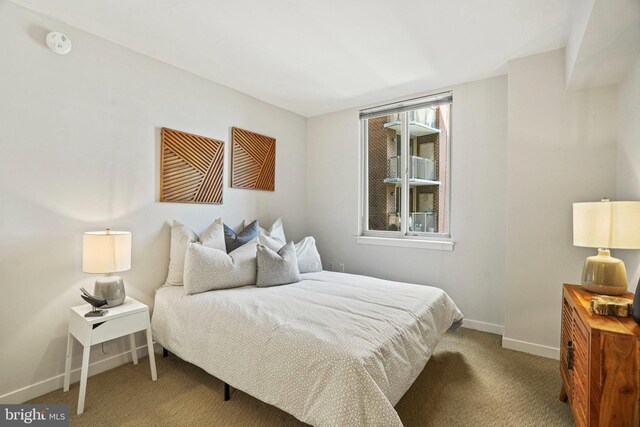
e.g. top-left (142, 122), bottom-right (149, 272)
top-left (357, 92), bottom-right (454, 250)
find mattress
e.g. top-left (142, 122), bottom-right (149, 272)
top-left (151, 271), bottom-right (463, 426)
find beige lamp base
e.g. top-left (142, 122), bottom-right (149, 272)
top-left (582, 282), bottom-right (627, 296)
top-left (581, 248), bottom-right (628, 296)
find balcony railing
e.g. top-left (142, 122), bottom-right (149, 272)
top-left (386, 156), bottom-right (436, 183)
top-left (388, 109), bottom-right (437, 128)
top-left (387, 212), bottom-right (437, 233)
top-left (383, 109), bottom-right (440, 137)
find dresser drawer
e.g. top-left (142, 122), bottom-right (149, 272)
top-left (90, 311), bottom-right (149, 344)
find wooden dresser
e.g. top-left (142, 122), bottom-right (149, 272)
top-left (560, 284), bottom-right (640, 427)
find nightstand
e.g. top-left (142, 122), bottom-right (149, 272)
top-left (63, 296), bottom-right (157, 414)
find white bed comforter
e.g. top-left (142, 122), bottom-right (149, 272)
top-left (151, 271), bottom-right (463, 426)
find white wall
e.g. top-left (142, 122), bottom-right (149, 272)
top-left (307, 75), bottom-right (508, 333)
top-left (616, 54), bottom-right (640, 291)
top-left (565, 0), bottom-right (595, 85)
top-left (503, 49), bottom-right (618, 357)
top-left (0, 1), bottom-right (307, 401)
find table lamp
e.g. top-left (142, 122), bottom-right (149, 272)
top-left (573, 200), bottom-right (640, 296)
top-left (82, 229), bottom-right (131, 307)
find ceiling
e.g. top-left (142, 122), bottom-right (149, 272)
top-left (11, 0), bottom-right (576, 117)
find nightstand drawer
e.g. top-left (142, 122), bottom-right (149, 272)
top-left (91, 311), bottom-right (148, 344)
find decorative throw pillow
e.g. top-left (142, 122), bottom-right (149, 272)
top-left (259, 217), bottom-right (286, 245)
top-left (256, 242), bottom-right (301, 287)
top-left (258, 234), bottom-right (322, 273)
top-left (183, 239), bottom-right (258, 294)
top-left (241, 218), bottom-right (287, 245)
top-left (224, 219), bottom-right (259, 253)
top-left (293, 236), bottom-right (323, 273)
top-left (166, 221), bottom-right (199, 286)
top-left (200, 218), bottom-right (226, 250)
top-left (165, 219), bottom-right (226, 286)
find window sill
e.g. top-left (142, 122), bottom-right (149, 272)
top-left (355, 236), bottom-right (454, 251)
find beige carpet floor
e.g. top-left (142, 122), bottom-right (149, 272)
top-left (30, 328), bottom-right (573, 426)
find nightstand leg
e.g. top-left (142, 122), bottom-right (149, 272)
top-left (559, 384), bottom-right (568, 402)
top-left (146, 327), bottom-right (157, 381)
top-left (77, 345), bottom-right (91, 415)
top-left (63, 333), bottom-right (73, 392)
top-left (129, 334), bottom-right (138, 365)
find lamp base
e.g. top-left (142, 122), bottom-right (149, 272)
top-left (582, 282), bottom-right (628, 296)
top-left (581, 249), bottom-right (628, 296)
top-left (94, 275), bottom-right (126, 307)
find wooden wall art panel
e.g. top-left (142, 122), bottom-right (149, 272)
top-left (160, 127), bottom-right (224, 204)
top-left (231, 127), bottom-right (275, 191)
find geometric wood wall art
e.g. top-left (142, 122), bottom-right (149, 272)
top-left (160, 127), bottom-right (224, 204)
top-left (231, 127), bottom-right (276, 191)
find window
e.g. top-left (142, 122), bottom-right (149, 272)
top-left (360, 92), bottom-right (452, 241)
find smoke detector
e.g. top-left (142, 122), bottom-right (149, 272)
top-left (46, 32), bottom-right (72, 55)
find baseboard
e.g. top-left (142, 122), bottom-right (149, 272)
top-left (0, 343), bottom-right (161, 404)
top-left (502, 337), bottom-right (559, 360)
top-left (461, 321), bottom-right (559, 360)
top-left (461, 318), bottom-right (504, 335)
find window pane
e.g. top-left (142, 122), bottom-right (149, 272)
top-left (409, 107), bottom-right (437, 233)
top-left (406, 104), bottom-right (449, 234)
top-left (366, 114), bottom-right (402, 231)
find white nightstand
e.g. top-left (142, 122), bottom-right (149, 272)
top-left (63, 296), bottom-right (157, 414)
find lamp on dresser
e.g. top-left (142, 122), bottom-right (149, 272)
top-left (573, 200), bottom-right (640, 297)
top-left (82, 229), bottom-right (131, 307)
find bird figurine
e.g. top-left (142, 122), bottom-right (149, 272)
top-left (80, 287), bottom-right (109, 317)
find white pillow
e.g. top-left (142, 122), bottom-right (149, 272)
top-left (243, 218), bottom-right (286, 245)
top-left (258, 234), bottom-right (322, 273)
top-left (294, 236), bottom-right (323, 273)
top-left (200, 218), bottom-right (226, 250)
top-left (183, 239), bottom-right (258, 294)
top-left (165, 218), bottom-right (226, 286)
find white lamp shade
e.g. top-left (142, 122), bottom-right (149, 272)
top-left (573, 201), bottom-right (640, 249)
top-left (82, 230), bottom-right (131, 273)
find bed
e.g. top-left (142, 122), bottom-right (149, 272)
top-left (151, 271), bottom-right (463, 426)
